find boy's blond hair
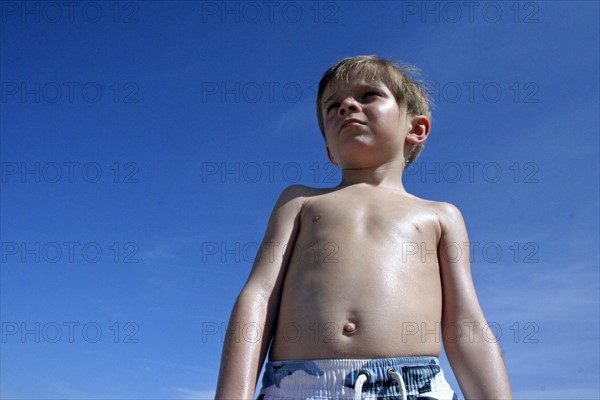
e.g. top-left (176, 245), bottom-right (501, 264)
top-left (316, 55), bottom-right (432, 167)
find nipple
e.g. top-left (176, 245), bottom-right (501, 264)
top-left (313, 215), bottom-right (321, 223)
top-left (343, 322), bottom-right (356, 335)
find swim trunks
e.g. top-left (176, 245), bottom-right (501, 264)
top-left (257, 356), bottom-right (458, 399)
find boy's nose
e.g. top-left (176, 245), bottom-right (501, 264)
top-left (338, 97), bottom-right (360, 116)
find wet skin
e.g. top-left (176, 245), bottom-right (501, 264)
top-left (269, 184), bottom-right (445, 360)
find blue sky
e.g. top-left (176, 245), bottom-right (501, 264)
top-left (1, 1), bottom-right (598, 399)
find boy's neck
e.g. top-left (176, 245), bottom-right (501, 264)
top-left (337, 163), bottom-right (407, 193)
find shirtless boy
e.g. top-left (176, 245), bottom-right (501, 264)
top-left (215, 56), bottom-right (512, 399)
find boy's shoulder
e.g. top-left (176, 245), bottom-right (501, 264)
top-left (380, 192), bottom-right (465, 234)
top-left (270, 184), bottom-right (319, 212)
top-left (279, 183), bottom-right (322, 195)
top-left (275, 184), bottom-right (333, 201)
top-left (411, 195), bottom-right (462, 214)
top-left (420, 198), bottom-right (466, 234)
top-left (410, 195), bottom-right (464, 222)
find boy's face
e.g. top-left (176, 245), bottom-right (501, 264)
top-left (320, 73), bottom-right (414, 168)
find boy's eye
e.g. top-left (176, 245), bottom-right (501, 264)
top-left (326, 102), bottom-right (340, 113)
top-left (363, 91), bottom-right (379, 98)
top-left (324, 90), bottom-right (380, 113)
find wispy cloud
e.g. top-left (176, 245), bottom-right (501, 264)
top-left (512, 386), bottom-right (599, 400)
top-left (138, 235), bottom-right (205, 265)
top-left (174, 387), bottom-right (216, 400)
top-left (476, 257), bottom-right (599, 398)
top-left (271, 103), bottom-right (313, 138)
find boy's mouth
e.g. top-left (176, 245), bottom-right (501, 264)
top-left (339, 118), bottom-right (366, 132)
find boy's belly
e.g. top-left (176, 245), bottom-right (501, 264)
top-left (269, 315), bottom-right (442, 360)
top-left (269, 255), bottom-right (443, 360)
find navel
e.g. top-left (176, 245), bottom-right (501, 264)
top-left (343, 322), bottom-right (357, 335)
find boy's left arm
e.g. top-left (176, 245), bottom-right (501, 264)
top-left (437, 202), bottom-right (512, 399)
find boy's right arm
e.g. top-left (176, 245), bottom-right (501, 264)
top-left (214, 185), bottom-right (306, 400)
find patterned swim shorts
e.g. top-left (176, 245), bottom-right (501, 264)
top-left (257, 356), bottom-right (458, 400)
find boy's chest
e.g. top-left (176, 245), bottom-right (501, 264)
top-left (299, 194), bottom-right (441, 245)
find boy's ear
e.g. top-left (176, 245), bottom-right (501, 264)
top-left (325, 144), bottom-right (338, 166)
top-left (406, 115), bottom-right (431, 144)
